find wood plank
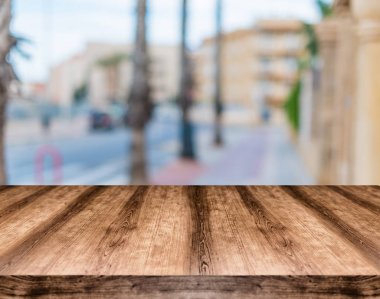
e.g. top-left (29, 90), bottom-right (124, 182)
top-left (203, 186), bottom-right (254, 275)
top-left (0, 186), bottom-right (51, 217)
top-left (138, 186), bottom-right (190, 275)
top-left (0, 186), bottom-right (378, 279)
top-left (102, 186), bottom-right (189, 275)
top-left (0, 187), bottom-right (89, 259)
top-left (0, 276), bottom-right (378, 299)
top-left (246, 186), bottom-right (378, 274)
top-left (0, 186), bottom-right (105, 274)
top-left (187, 186), bottom-right (215, 275)
top-left (2, 186), bottom-right (136, 275)
top-left (282, 186), bottom-right (380, 270)
top-left (206, 186), bottom-right (319, 275)
top-left (332, 186), bottom-right (380, 214)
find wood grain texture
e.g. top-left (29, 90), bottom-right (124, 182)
top-left (0, 186), bottom-right (379, 297)
top-left (0, 276), bottom-right (379, 298)
top-left (282, 186), bottom-right (380, 269)
top-left (0, 186), bottom-right (379, 276)
top-left (187, 186), bottom-right (214, 275)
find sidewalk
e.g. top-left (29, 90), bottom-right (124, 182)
top-left (151, 125), bottom-right (314, 185)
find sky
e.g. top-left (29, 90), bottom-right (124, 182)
top-left (12, 0), bottom-right (326, 83)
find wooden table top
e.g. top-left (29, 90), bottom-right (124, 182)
top-left (0, 186), bottom-right (379, 298)
top-left (0, 185), bottom-right (379, 276)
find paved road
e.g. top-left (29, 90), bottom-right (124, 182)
top-left (7, 115), bottom-right (181, 185)
top-left (6, 112), bottom-right (313, 185)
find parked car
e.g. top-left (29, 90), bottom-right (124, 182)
top-left (90, 110), bottom-right (114, 131)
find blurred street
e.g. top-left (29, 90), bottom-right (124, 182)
top-left (6, 106), bottom-right (313, 185)
top-left (2, 1), bottom-right (377, 186)
top-left (6, 107), bottom-right (179, 185)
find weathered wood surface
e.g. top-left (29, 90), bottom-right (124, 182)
top-left (0, 186), bottom-right (379, 297)
top-left (0, 186), bottom-right (379, 275)
top-left (0, 276), bottom-right (379, 298)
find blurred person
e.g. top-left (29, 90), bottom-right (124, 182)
top-left (41, 112), bottom-right (52, 135)
top-left (261, 106), bottom-right (272, 124)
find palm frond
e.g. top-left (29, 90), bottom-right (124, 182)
top-left (316, 0), bottom-right (333, 18)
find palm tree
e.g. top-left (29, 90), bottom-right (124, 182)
top-left (0, 0), bottom-right (15, 185)
top-left (128, 0), bottom-right (153, 184)
top-left (317, 0), bottom-right (334, 18)
top-left (214, 0), bottom-right (223, 146)
top-left (179, 0), bottom-right (196, 159)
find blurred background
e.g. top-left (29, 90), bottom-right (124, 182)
top-left (1, 0), bottom-right (379, 185)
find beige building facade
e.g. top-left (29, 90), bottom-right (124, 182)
top-left (47, 43), bottom-right (180, 109)
top-left (195, 29), bottom-right (256, 108)
top-left (255, 20), bottom-right (304, 108)
top-left (195, 20), bottom-right (304, 121)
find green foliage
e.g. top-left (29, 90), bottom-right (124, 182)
top-left (97, 53), bottom-right (129, 68)
top-left (284, 79), bottom-right (302, 132)
top-left (308, 0), bottom-right (333, 57)
top-left (73, 83), bottom-right (88, 104)
top-left (302, 0), bottom-right (333, 63)
top-left (316, 0), bottom-right (333, 18)
top-left (283, 0), bottom-right (333, 134)
top-left (304, 23), bottom-right (318, 59)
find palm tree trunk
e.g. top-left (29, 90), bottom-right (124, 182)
top-left (214, 0), bottom-right (223, 146)
top-left (130, 127), bottom-right (146, 184)
top-left (128, 0), bottom-right (152, 184)
top-left (0, 0), bottom-right (13, 185)
top-left (0, 78), bottom-right (7, 186)
top-left (179, 0), bottom-right (196, 159)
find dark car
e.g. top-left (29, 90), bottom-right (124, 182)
top-left (90, 111), bottom-right (114, 131)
